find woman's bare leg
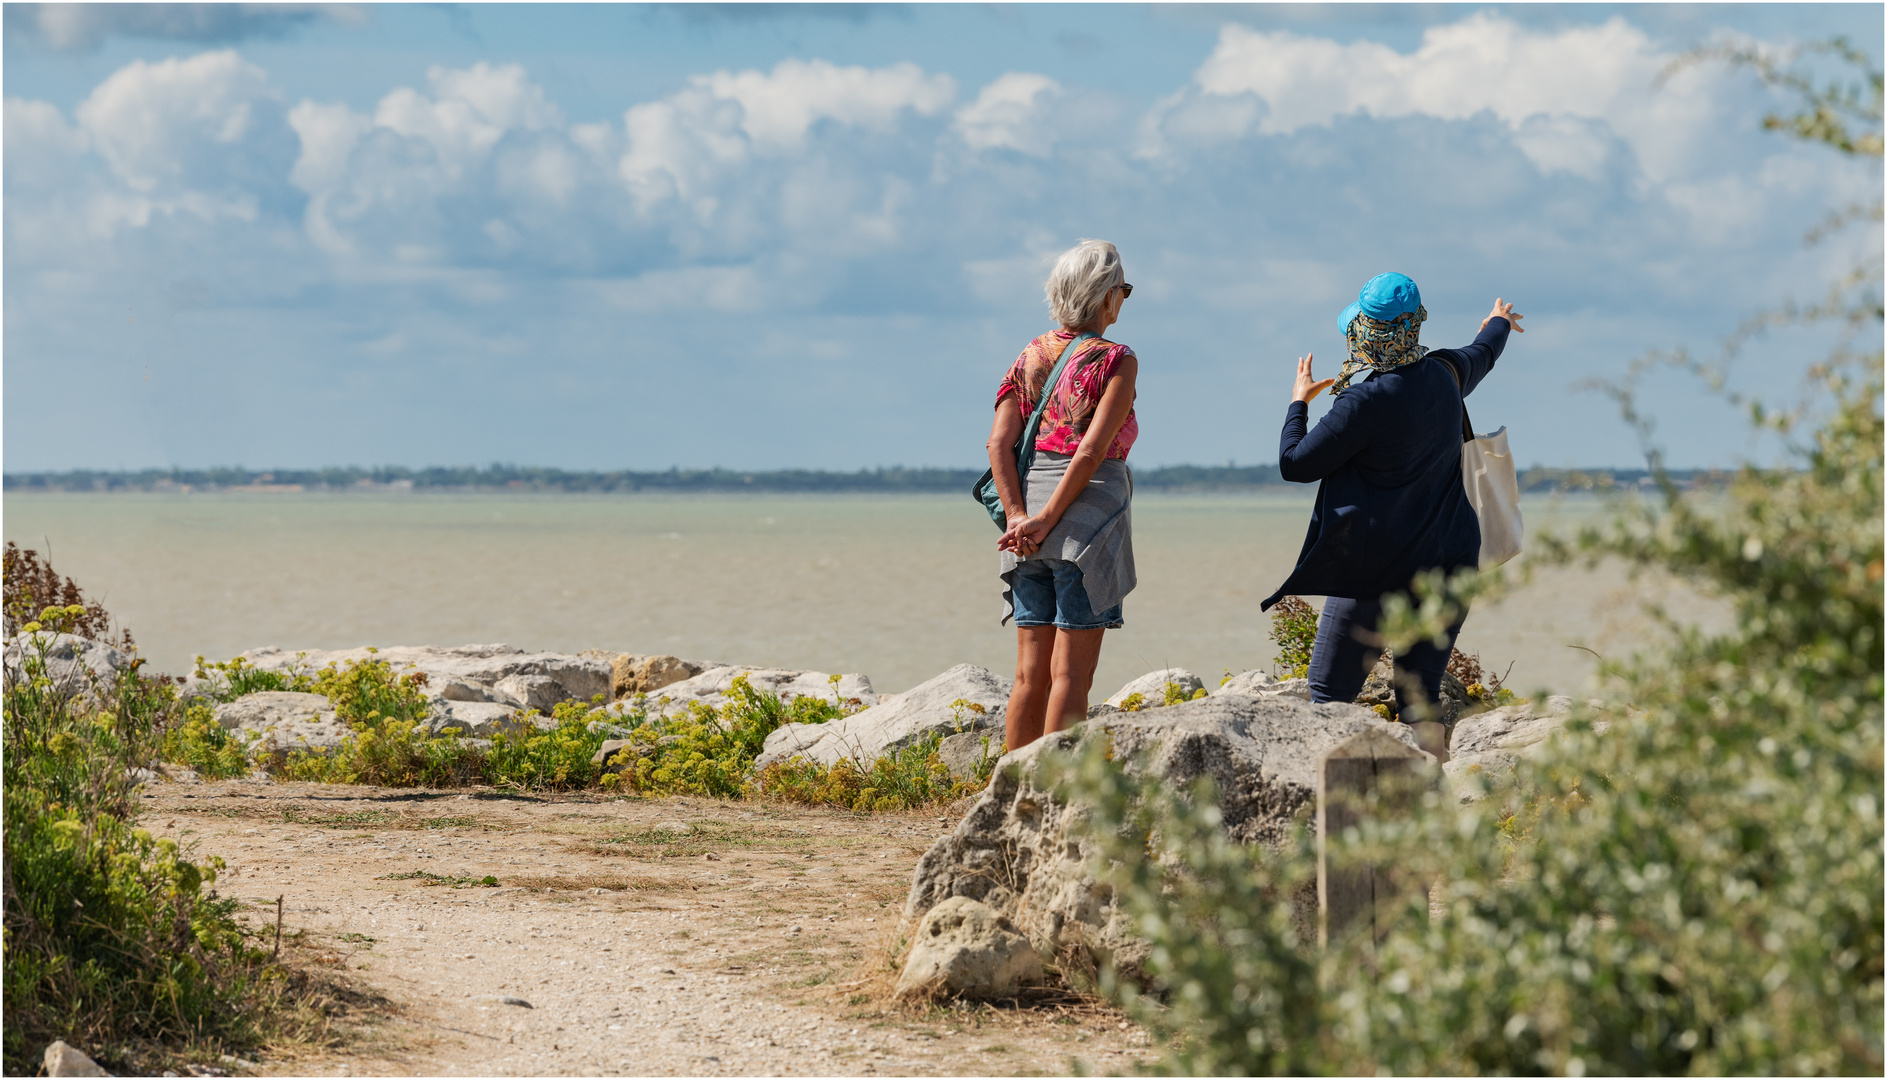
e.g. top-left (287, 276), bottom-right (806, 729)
top-left (1044, 627), bottom-right (1106, 735)
top-left (1005, 626), bottom-right (1057, 751)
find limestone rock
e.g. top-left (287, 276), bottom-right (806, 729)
top-left (1104, 667), bottom-right (1206, 708)
top-left (1444, 695), bottom-right (1586, 796)
top-left (1355, 656), bottom-right (1468, 723)
top-left (214, 692), bottom-right (348, 753)
top-left (1217, 669), bottom-right (1313, 700)
top-left (611, 654), bottom-right (721, 699)
top-left (433, 677), bottom-right (491, 703)
top-left (937, 730), bottom-right (1001, 783)
top-left (237, 644), bottom-right (610, 709)
top-left (905, 694), bottom-right (1422, 978)
top-left (756, 664), bottom-right (1007, 769)
top-left (493, 674), bottom-right (565, 712)
top-left (895, 897), bottom-right (1043, 1000)
top-left (429, 700), bottom-right (522, 738)
top-left (3, 632), bottom-right (135, 698)
top-left (639, 666), bottom-right (878, 718)
top-left (43, 1040), bottom-right (110, 1077)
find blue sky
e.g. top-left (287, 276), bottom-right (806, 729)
top-left (4, 3), bottom-right (1879, 472)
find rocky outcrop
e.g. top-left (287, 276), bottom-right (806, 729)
top-left (42, 1041), bottom-right (109, 1077)
top-left (756, 664), bottom-right (1007, 768)
top-left (938, 730), bottom-right (1002, 782)
top-left (1103, 667), bottom-right (1205, 708)
top-left (236, 644), bottom-right (612, 712)
top-left (1355, 656), bottom-right (1470, 723)
top-left (430, 699), bottom-right (524, 738)
top-left (1443, 695), bottom-right (1587, 797)
top-left (635, 665), bottom-right (877, 717)
top-left (2, 632), bottom-right (135, 698)
top-left (214, 691), bottom-right (349, 753)
top-left (610, 654), bottom-right (722, 699)
top-left (1216, 669), bottom-right (1312, 700)
top-left (904, 694), bottom-right (1422, 978)
top-left (894, 897), bottom-right (1043, 1000)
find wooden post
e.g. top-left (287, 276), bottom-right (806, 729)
top-left (1318, 727), bottom-right (1428, 948)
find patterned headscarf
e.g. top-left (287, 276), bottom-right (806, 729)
top-left (1332, 305), bottom-right (1427, 395)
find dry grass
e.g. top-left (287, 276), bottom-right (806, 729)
top-left (504, 872), bottom-right (693, 893)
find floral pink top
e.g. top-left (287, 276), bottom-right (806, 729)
top-left (994, 330), bottom-right (1139, 461)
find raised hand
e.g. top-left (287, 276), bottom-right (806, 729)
top-left (1482, 297), bottom-right (1525, 333)
top-left (1293, 353), bottom-right (1336, 404)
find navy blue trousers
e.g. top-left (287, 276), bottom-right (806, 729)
top-left (1307, 594), bottom-right (1465, 718)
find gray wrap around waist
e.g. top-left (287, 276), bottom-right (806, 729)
top-left (1000, 453), bottom-right (1136, 624)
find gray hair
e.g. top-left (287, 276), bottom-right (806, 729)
top-left (1044, 239), bottom-right (1123, 329)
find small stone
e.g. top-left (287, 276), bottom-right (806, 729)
top-left (787, 925), bottom-right (802, 935)
top-left (653, 821), bottom-right (693, 834)
top-left (497, 995), bottom-right (533, 1008)
top-left (43, 1041), bottom-right (109, 1077)
top-left (894, 896), bottom-right (1042, 1000)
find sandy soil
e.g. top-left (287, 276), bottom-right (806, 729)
top-left (141, 779), bottom-right (1157, 1077)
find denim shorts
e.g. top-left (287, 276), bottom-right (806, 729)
top-left (1010, 557), bottom-right (1124, 631)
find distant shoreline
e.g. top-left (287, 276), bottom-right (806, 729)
top-left (4, 464), bottom-right (1732, 495)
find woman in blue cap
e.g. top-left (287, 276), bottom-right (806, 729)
top-left (1262, 272), bottom-right (1522, 759)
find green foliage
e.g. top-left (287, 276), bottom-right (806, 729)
top-left (281, 656), bottom-right (480, 786)
top-left (190, 655), bottom-right (313, 702)
top-left (606, 675), bottom-right (852, 798)
top-left (1057, 43), bottom-right (1884, 1076)
top-left (2, 632), bottom-right (286, 1074)
top-left (1165, 681), bottom-right (1209, 707)
top-left (757, 731), bottom-right (979, 812)
top-left (158, 702), bottom-right (256, 780)
top-left (1267, 595), bottom-right (1319, 678)
top-left (3, 542), bottom-right (134, 649)
top-left (484, 698), bottom-right (615, 791)
top-left (310, 653), bottom-right (430, 727)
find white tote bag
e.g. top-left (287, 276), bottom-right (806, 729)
top-left (1440, 360), bottom-right (1523, 569)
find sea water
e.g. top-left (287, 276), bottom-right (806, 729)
top-left (2, 491), bottom-right (1727, 698)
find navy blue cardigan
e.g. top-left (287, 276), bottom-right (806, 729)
top-left (1261, 318), bottom-right (1510, 611)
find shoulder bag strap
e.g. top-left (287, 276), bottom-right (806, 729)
top-left (1436, 355), bottom-right (1475, 443)
top-left (1017, 332), bottom-right (1098, 471)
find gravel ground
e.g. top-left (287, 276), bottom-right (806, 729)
top-left (141, 779), bottom-right (1157, 1076)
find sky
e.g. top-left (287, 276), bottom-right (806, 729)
top-left (4, 3), bottom-right (1880, 473)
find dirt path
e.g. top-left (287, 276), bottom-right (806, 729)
top-left (142, 779), bottom-right (1155, 1076)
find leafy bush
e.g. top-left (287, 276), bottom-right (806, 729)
top-left (280, 656), bottom-right (481, 787)
top-left (1058, 44), bottom-right (1883, 1076)
top-left (1267, 595), bottom-right (1319, 678)
top-left (757, 731), bottom-right (978, 811)
top-left (485, 698), bottom-right (617, 791)
top-left (190, 655), bottom-right (313, 702)
top-left (2, 542), bottom-right (133, 649)
top-left (158, 701), bottom-right (257, 779)
top-left (2, 603), bottom-right (295, 1073)
top-left (606, 675), bottom-right (852, 798)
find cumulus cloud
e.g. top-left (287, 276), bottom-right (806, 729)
top-left (619, 59), bottom-right (953, 206)
top-left (1142, 13), bottom-right (1723, 181)
top-left (954, 73), bottom-right (1063, 155)
top-left (8, 3), bottom-right (362, 51)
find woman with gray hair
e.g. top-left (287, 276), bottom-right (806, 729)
top-left (984, 239), bottom-right (1139, 751)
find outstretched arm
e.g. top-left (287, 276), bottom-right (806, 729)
top-left (1440, 298), bottom-right (1524, 397)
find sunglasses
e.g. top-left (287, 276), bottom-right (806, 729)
top-left (1118, 283), bottom-right (1134, 298)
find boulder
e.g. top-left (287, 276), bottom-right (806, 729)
top-left (904, 694), bottom-right (1422, 978)
top-left (1104, 667), bottom-right (1207, 708)
top-left (429, 700), bottom-right (524, 738)
top-left (937, 730), bottom-right (1001, 783)
top-left (637, 666), bottom-right (877, 718)
top-left (214, 692), bottom-right (349, 753)
top-left (611, 653), bottom-right (721, 699)
top-left (433, 677), bottom-right (491, 703)
top-left (1443, 695), bottom-right (1585, 796)
top-left (493, 674), bottom-right (565, 712)
top-left (237, 644), bottom-right (610, 709)
top-left (756, 664), bottom-right (1007, 769)
top-left (42, 1041), bottom-right (109, 1077)
top-left (894, 897), bottom-right (1043, 1000)
top-left (1355, 656), bottom-right (1469, 723)
top-left (3, 632), bottom-right (135, 698)
top-left (1217, 669), bottom-right (1313, 700)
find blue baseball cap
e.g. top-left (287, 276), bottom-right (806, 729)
top-left (1338, 272), bottom-right (1422, 336)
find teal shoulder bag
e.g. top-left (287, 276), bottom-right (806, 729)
top-left (972, 331), bottom-right (1097, 530)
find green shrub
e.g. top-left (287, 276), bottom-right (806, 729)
top-left (607, 675), bottom-right (851, 798)
top-left (190, 655), bottom-right (313, 702)
top-left (158, 701), bottom-right (256, 780)
top-left (1057, 45), bottom-right (1883, 1075)
top-left (1268, 595), bottom-right (1319, 678)
top-left (485, 698), bottom-right (617, 791)
top-left (2, 605), bottom-right (292, 1073)
top-left (281, 656), bottom-right (481, 787)
top-left (757, 731), bottom-right (978, 811)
